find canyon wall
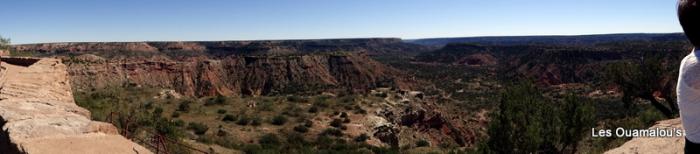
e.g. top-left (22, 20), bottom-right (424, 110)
top-left (13, 39), bottom-right (424, 97)
top-left (66, 53), bottom-right (416, 97)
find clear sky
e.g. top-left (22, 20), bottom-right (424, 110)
top-left (0, 0), bottom-right (683, 44)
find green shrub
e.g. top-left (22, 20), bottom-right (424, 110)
top-left (330, 119), bottom-right (343, 128)
top-left (217, 109), bottom-right (227, 114)
top-left (153, 107), bottom-right (163, 116)
top-left (304, 120), bottom-right (314, 127)
top-left (144, 102), bottom-right (154, 110)
top-left (177, 100), bottom-right (193, 112)
top-left (236, 116), bottom-right (250, 125)
top-left (354, 108), bottom-right (367, 115)
top-left (287, 95), bottom-right (305, 102)
top-left (259, 133), bottom-right (281, 149)
top-left (171, 112), bottom-right (181, 118)
top-left (173, 119), bottom-right (185, 127)
top-left (154, 119), bottom-right (183, 139)
top-left (293, 125), bottom-right (309, 133)
top-left (205, 95), bottom-right (228, 106)
top-left (187, 122), bottom-right (209, 135)
top-left (321, 128), bottom-right (343, 137)
top-left (259, 100), bottom-right (275, 111)
top-left (222, 114), bottom-right (237, 122)
top-left (251, 117), bottom-right (262, 126)
top-left (271, 115), bottom-right (288, 125)
top-left (354, 134), bottom-right (369, 142)
top-left (416, 139), bottom-right (430, 147)
top-left (308, 106), bottom-right (319, 113)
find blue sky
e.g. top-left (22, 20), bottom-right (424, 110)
top-left (0, 0), bottom-right (682, 44)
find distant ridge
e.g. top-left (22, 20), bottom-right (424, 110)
top-left (406, 33), bottom-right (687, 46)
top-left (12, 38), bottom-right (430, 55)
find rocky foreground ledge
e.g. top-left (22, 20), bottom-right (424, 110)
top-left (605, 118), bottom-right (684, 154)
top-left (0, 57), bottom-right (150, 154)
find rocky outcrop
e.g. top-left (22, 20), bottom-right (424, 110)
top-left (605, 118), bottom-right (684, 154)
top-left (0, 58), bottom-right (150, 154)
top-left (368, 88), bottom-right (480, 148)
top-left (65, 53), bottom-right (415, 97)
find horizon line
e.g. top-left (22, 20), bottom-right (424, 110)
top-left (11, 32), bottom-right (685, 45)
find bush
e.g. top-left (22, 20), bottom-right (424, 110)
top-left (304, 120), bottom-right (314, 127)
top-left (205, 95), bottom-right (228, 106)
top-left (293, 125), bottom-right (309, 133)
top-left (236, 116), bottom-right (250, 125)
top-left (259, 133), bottom-right (281, 149)
top-left (154, 119), bottom-right (183, 139)
top-left (287, 95), bottom-right (304, 102)
top-left (217, 109), bottom-right (227, 114)
top-left (330, 119), bottom-right (343, 128)
top-left (152, 107), bottom-right (163, 116)
top-left (251, 117), bottom-right (262, 126)
top-left (171, 112), bottom-right (180, 118)
top-left (271, 115), bottom-right (288, 125)
top-left (173, 119), bottom-right (185, 127)
top-left (416, 139), bottom-right (430, 147)
top-left (187, 122), bottom-right (209, 135)
top-left (308, 106), bottom-right (319, 113)
top-left (222, 114), bottom-right (237, 122)
top-left (353, 106), bottom-right (367, 115)
top-left (144, 102), bottom-right (154, 110)
top-left (177, 100), bottom-right (193, 112)
top-left (321, 128), bottom-right (343, 137)
top-left (354, 134), bottom-right (369, 142)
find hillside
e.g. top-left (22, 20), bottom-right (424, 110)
top-left (407, 33), bottom-right (687, 46)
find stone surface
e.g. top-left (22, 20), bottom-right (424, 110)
top-left (605, 118), bottom-right (684, 154)
top-left (0, 58), bottom-right (151, 154)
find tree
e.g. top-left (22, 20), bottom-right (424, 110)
top-left (605, 51), bottom-right (679, 118)
top-left (483, 82), bottom-right (596, 153)
top-left (485, 82), bottom-right (561, 153)
top-left (0, 35), bottom-right (9, 51)
top-left (559, 94), bottom-right (595, 154)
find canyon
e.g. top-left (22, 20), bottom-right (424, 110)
top-left (14, 39), bottom-right (424, 97)
top-left (6, 34), bottom-right (690, 153)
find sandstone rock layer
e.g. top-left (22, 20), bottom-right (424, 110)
top-left (0, 58), bottom-right (150, 154)
top-left (66, 54), bottom-right (415, 97)
top-left (605, 118), bottom-right (684, 154)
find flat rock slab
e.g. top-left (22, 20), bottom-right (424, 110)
top-left (0, 58), bottom-right (151, 154)
top-left (605, 118), bottom-right (684, 154)
top-left (19, 133), bottom-right (150, 154)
